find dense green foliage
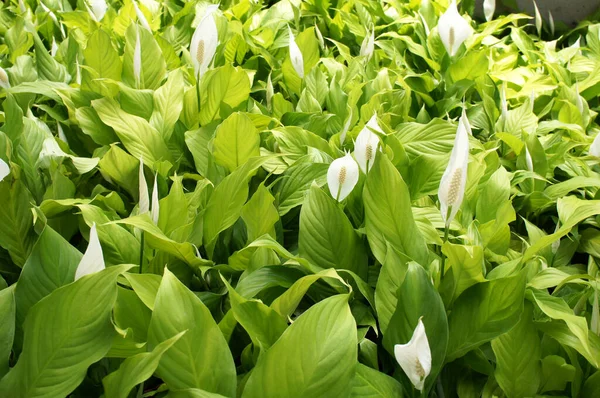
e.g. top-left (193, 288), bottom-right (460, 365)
top-left (0, 0), bottom-right (599, 397)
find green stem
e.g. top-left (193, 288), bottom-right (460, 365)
top-left (436, 375), bottom-right (445, 398)
top-left (196, 72), bottom-right (201, 112)
top-left (440, 207), bottom-right (451, 281)
top-left (139, 232), bottom-right (145, 274)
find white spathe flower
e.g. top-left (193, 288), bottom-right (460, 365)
top-left (139, 157), bottom-right (150, 214)
top-left (133, 29), bottom-right (142, 88)
top-left (133, 0), bottom-right (151, 31)
top-left (360, 28), bottom-right (375, 61)
top-left (0, 158), bottom-right (10, 182)
top-left (483, 0), bottom-right (495, 22)
top-left (327, 153), bottom-right (359, 201)
top-left (74, 223), bottom-right (105, 280)
top-left (525, 147), bottom-right (534, 172)
top-left (88, 0), bottom-right (107, 22)
top-left (439, 109), bottom-right (470, 226)
top-left (0, 67), bottom-right (10, 89)
top-left (533, 0), bottom-right (542, 36)
top-left (354, 115), bottom-right (382, 174)
top-left (590, 133), bottom-right (600, 158)
top-left (438, 0), bottom-right (473, 57)
top-left (151, 173), bottom-right (159, 225)
top-left (288, 25), bottom-right (304, 79)
top-left (190, 6), bottom-right (219, 79)
top-left (394, 318), bottom-right (432, 392)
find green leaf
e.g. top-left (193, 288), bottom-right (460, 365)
top-left (92, 97), bottom-right (171, 164)
top-left (168, 389), bottom-right (229, 398)
top-left (350, 363), bottom-right (404, 398)
top-left (0, 177), bottom-right (35, 267)
top-left (448, 50), bottom-right (489, 83)
top-left (491, 302), bottom-right (541, 398)
top-left (14, 226), bottom-right (82, 327)
top-left (363, 155), bottom-right (428, 266)
top-left (0, 265), bottom-right (133, 397)
top-left (82, 29), bottom-right (122, 97)
top-left (270, 269), bottom-right (349, 318)
top-left (150, 69), bottom-right (185, 141)
top-left (240, 184), bottom-right (279, 242)
top-left (275, 161), bottom-right (329, 216)
top-left (199, 65), bottom-right (251, 125)
top-left (122, 273), bottom-right (162, 310)
top-left (242, 295), bottom-right (357, 398)
top-left (223, 278), bottom-right (287, 351)
top-left (528, 289), bottom-right (599, 367)
top-left (97, 145), bottom-right (140, 198)
top-left (148, 268), bottom-right (236, 396)
top-left (382, 263), bottom-right (448, 394)
top-left (446, 272), bottom-right (526, 361)
top-left (212, 112), bottom-right (260, 173)
top-left (102, 331), bottom-right (185, 398)
top-left (375, 245), bottom-right (409, 335)
top-left (0, 285), bottom-right (16, 378)
top-left (442, 243), bottom-right (485, 302)
top-left (299, 185), bottom-right (368, 279)
top-left (33, 33), bottom-right (68, 82)
top-left (203, 157), bottom-right (270, 250)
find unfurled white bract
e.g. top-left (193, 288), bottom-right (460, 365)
top-left (533, 0), bottom-right (542, 36)
top-left (360, 28), bottom-right (375, 61)
top-left (266, 72), bottom-right (274, 110)
top-left (133, 29), bottom-right (142, 87)
top-left (340, 107), bottom-right (353, 145)
top-left (74, 223), bottom-right (105, 280)
top-left (288, 25), bottom-right (304, 78)
top-left (151, 174), bottom-right (159, 225)
top-left (525, 147), bottom-right (534, 172)
top-left (190, 5), bottom-right (219, 80)
top-left (590, 133), bottom-right (600, 158)
top-left (0, 158), bottom-right (9, 182)
top-left (439, 109), bottom-right (470, 226)
top-left (394, 318), bottom-right (432, 392)
top-left (483, 0), bottom-right (495, 22)
top-left (438, 0), bottom-right (472, 57)
top-left (315, 23), bottom-right (325, 50)
top-left (87, 0), bottom-right (107, 22)
top-left (51, 38), bottom-right (58, 57)
top-left (0, 67), bottom-right (10, 89)
top-left (354, 115), bottom-right (382, 174)
top-left (133, 0), bottom-right (151, 31)
top-left (327, 153), bottom-right (359, 201)
top-left (139, 157), bottom-right (150, 214)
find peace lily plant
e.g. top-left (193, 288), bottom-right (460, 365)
top-left (0, 1), bottom-right (598, 397)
